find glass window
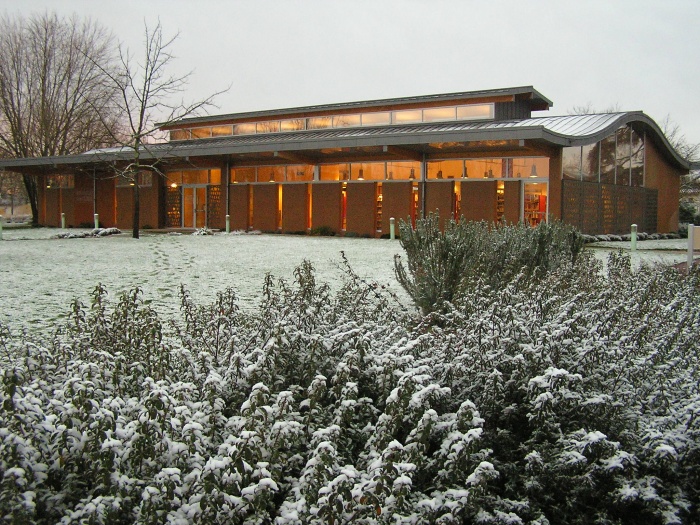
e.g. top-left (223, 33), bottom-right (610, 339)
top-left (457, 104), bottom-right (494, 120)
top-left (333, 114), bottom-right (361, 128)
top-left (256, 121), bottom-right (280, 134)
top-left (392, 109), bottom-right (422, 124)
top-left (280, 119), bottom-right (305, 132)
top-left (257, 166), bottom-right (285, 182)
top-left (286, 165), bottom-right (314, 181)
top-left (511, 157), bottom-right (548, 179)
top-left (307, 117), bottom-right (332, 130)
top-left (631, 129), bottom-right (644, 186)
top-left (427, 160), bottom-right (464, 179)
top-left (233, 123), bottom-right (256, 135)
top-left (191, 127), bottom-right (211, 139)
top-left (209, 169), bottom-right (221, 185)
top-left (615, 127), bottom-right (631, 185)
top-left (423, 107), bottom-right (457, 122)
top-left (319, 164), bottom-right (350, 181)
top-left (351, 162), bottom-right (384, 180)
top-left (582, 144), bottom-right (600, 182)
top-left (466, 158), bottom-right (503, 179)
top-left (211, 125), bottom-right (233, 137)
top-left (599, 135), bottom-right (616, 184)
top-left (361, 112), bottom-right (391, 126)
top-left (182, 170), bottom-right (209, 185)
top-left (170, 129), bottom-right (190, 141)
top-left (562, 147), bottom-right (582, 180)
top-left (168, 171), bottom-right (183, 185)
top-left (386, 161), bottom-right (419, 180)
top-left (230, 167), bottom-right (256, 183)
top-left (524, 183), bottom-right (548, 226)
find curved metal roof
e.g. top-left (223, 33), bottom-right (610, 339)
top-left (0, 112), bottom-right (693, 171)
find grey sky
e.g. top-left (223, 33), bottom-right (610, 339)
top-left (4, 0), bottom-right (700, 146)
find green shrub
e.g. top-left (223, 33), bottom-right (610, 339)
top-left (1, 246), bottom-right (699, 524)
top-left (310, 225), bottom-right (336, 236)
top-left (394, 214), bottom-right (585, 314)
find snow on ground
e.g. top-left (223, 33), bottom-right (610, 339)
top-left (0, 227), bottom-right (694, 334)
top-left (0, 228), bottom-right (405, 334)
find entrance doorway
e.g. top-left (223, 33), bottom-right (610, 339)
top-left (183, 186), bottom-right (207, 228)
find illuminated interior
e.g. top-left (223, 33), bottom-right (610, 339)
top-left (170, 103), bottom-right (495, 141)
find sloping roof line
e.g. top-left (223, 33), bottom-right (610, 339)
top-left (0, 112), bottom-right (693, 171)
top-left (161, 86), bottom-right (553, 128)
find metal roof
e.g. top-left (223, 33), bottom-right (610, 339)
top-left (161, 86), bottom-right (553, 128)
top-left (0, 112), bottom-right (693, 171)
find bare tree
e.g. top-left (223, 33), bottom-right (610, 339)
top-left (93, 21), bottom-right (224, 239)
top-left (0, 12), bottom-right (122, 226)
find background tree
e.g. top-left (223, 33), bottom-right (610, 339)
top-left (93, 21), bottom-right (224, 239)
top-left (0, 12), bottom-right (122, 226)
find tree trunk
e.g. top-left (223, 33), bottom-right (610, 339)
top-left (22, 174), bottom-right (40, 227)
top-left (132, 182), bottom-right (140, 239)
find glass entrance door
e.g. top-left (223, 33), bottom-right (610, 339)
top-left (183, 186), bottom-right (207, 228)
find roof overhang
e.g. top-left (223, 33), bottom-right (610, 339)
top-left (0, 111), bottom-right (692, 174)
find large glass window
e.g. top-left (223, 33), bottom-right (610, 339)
top-left (427, 160), bottom-right (464, 179)
top-left (582, 144), bottom-right (600, 182)
top-left (562, 147), bottom-right (582, 180)
top-left (424, 107), bottom-right (457, 122)
top-left (233, 123), bottom-right (256, 135)
top-left (286, 165), bottom-right (314, 181)
top-left (333, 114), bottom-right (361, 128)
top-left (511, 157), bottom-right (548, 179)
top-left (212, 125), bottom-right (233, 137)
top-left (351, 162), bottom-right (384, 180)
top-left (191, 127), bottom-right (212, 139)
top-left (231, 167), bottom-right (256, 183)
top-left (256, 121), bottom-right (280, 134)
top-left (307, 117), bottom-right (332, 130)
top-left (386, 161), bottom-right (419, 180)
top-left (258, 166), bottom-right (285, 182)
top-left (392, 110), bottom-right (422, 124)
top-left (361, 112), bottom-right (391, 126)
top-left (457, 104), bottom-right (494, 120)
top-left (280, 119), bottom-right (305, 132)
top-left (631, 129), bottom-right (644, 186)
top-left (599, 135), bottom-right (616, 184)
top-left (615, 127), bottom-right (631, 185)
top-left (320, 164), bottom-right (350, 181)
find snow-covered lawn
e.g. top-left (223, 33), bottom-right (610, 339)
top-left (0, 228), bottom-right (404, 333)
top-left (0, 227), bottom-right (693, 333)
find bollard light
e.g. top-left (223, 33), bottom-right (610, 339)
top-left (61, 212), bottom-right (66, 229)
top-left (390, 217), bottom-right (395, 240)
top-left (94, 213), bottom-right (99, 229)
top-left (631, 224), bottom-right (637, 252)
top-left (226, 214), bottom-right (231, 234)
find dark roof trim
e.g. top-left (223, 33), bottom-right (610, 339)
top-left (161, 86), bottom-right (553, 128)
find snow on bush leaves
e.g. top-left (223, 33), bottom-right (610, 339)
top-left (0, 248), bottom-right (699, 524)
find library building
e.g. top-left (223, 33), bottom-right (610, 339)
top-left (0, 86), bottom-right (693, 236)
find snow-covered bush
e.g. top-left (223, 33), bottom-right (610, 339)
top-left (394, 215), bottom-right (584, 315)
top-left (0, 245), bottom-right (699, 523)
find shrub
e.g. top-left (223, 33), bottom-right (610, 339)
top-left (0, 246), bottom-right (698, 524)
top-left (394, 214), bottom-right (585, 315)
top-left (310, 226), bottom-right (336, 236)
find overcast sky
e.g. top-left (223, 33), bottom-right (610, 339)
top-left (4, 0), bottom-right (700, 146)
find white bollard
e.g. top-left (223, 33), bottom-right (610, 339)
top-left (94, 213), bottom-right (99, 229)
top-left (0, 215), bottom-right (3, 240)
top-left (688, 225), bottom-right (698, 272)
top-left (630, 224), bottom-right (637, 252)
top-left (226, 214), bottom-right (230, 233)
top-left (390, 217), bottom-right (395, 240)
top-left (61, 212), bottom-right (66, 229)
